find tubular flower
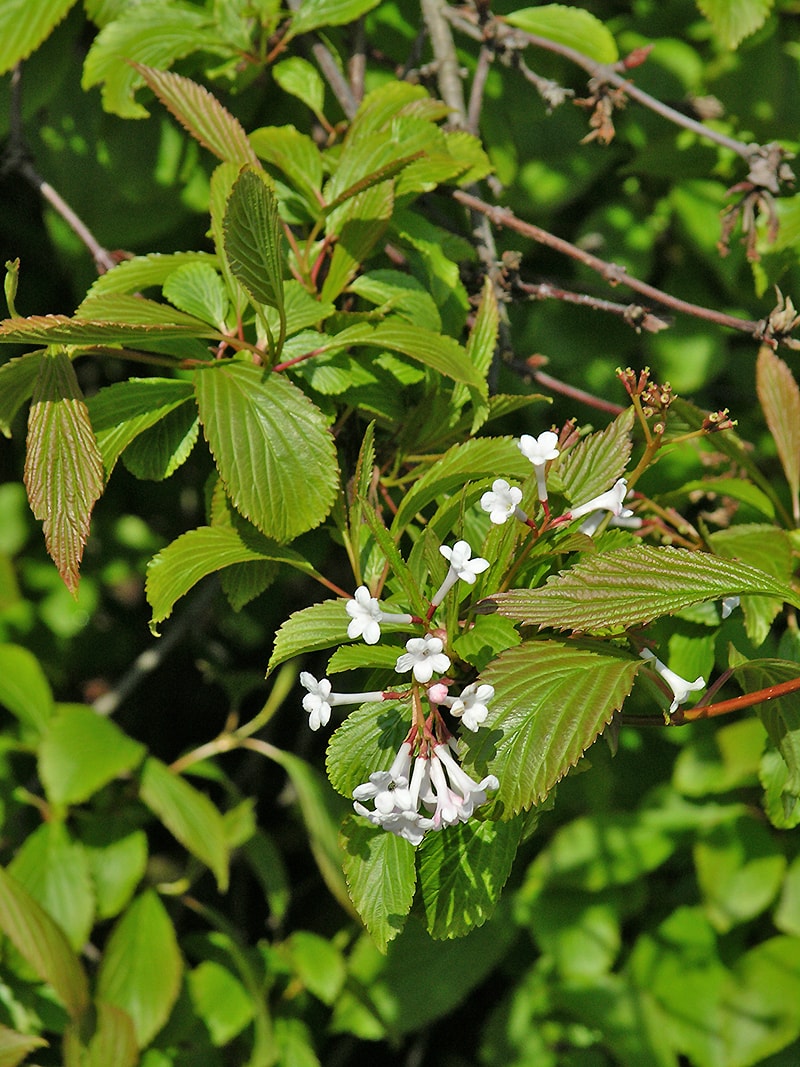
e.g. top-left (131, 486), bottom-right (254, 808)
top-left (721, 595), bottom-right (740, 619)
top-left (518, 431), bottom-right (560, 502)
top-left (421, 744), bottom-right (499, 828)
top-left (569, 478), bottom-right (629, 521)
top-left (353, 745), bottom-right (434, 845)
top-left (480, 478), bottom-right (527, 525)
top-left (346, 585), bottom-right (414, 645)
top-left (446, 682), bottom-right (495, 731)
top-left (431, 540), bottom-right (490, 607)
top-left (300, 672), bottom-right (384, 731)
top-left (395, 634), bottom-right (451, 684)
top-left (639, 649), bottom-right (705, 714)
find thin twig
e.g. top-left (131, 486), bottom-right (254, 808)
top-left (285, 0), bottom-right (358, 119)
top-left (516, 279), bottom-right (670, 334)
top-left (466, 38), bottom-right (493, 135)
top-left (421, 0), bottom-right (468, 123)
top-left (452, 188), bottom-right (800, 349)
top-left (531, 369), bottom-right (626, 415)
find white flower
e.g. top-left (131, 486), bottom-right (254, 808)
top-left (480, 478), bottom-right (526, 525)
top-left (446, 682), bottom-right (495, 731)
top-left (300, 672), bottom-right (332, 731)
top-left (578, 508), bottom-right (639, 537)
top-left (345, 585), bottom-right (414, 645)
top-left (353, 747), bottom-right (434, 845)
top-left (420, 744), bottom-right (499, 828)
top-left (518, 431), bottom-right (560, 502)
top-left (639, 649), bottom-right (705, 714)
top-left (299, 672), bottom-right (385, 731)
top-left (570, 478), bottom-right (629, 521)
top-left (431, 540), bottom-right (490, 607)
top-left (395, 634), bottom-right (451, 683)
top-left (721, 595), bottom-right (740, 619)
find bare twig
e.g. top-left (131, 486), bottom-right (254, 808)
top-left (516, 279), bottom-right (670, 334)
top-left (421, 0), bottom-right (468, 123)
top-left (4, 64), bottom-right (118, 275)
top-left (453, 188), bottom-right (800, 350)
top-left (285, 0), bottom-right (358, 119)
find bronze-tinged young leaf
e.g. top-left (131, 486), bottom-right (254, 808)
top-left (487, 545), bottom-right (800, 634)
top-left (557, 407), bottom-right (635, 506)
top-left (133, 64), bottom-right (258, 166)
top-left (0, 1024), bottom-right (47, 1067)
top-left (0, 312), bottom-right (221, 346)
top-left (63, 1002), bottom-right (138, 1067)
top-left (340, 817), bottom-right (416, 952)
top-left (222, 167), bottom-right (285, 313)
top-left (465, 640), bottom-right (640, 812)
top-left (757, 345), bottom-right (800, 518)
top-left (418, 817), bottom-right (522, 939)
top-left (193, 362), bottom-right (339, 543)
top-left (96, 890), bottom-right (182, 1047)
top-left (0, 865), bottom-right (90, 1019)
top-left (24, 350), bottom-right (104, 593)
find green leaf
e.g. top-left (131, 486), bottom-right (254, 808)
top-left (359, 507), bottom-right (428, 620)
top-left (694, 816), bottom-right (786, 932)
top-left (264, 747), bottom-right (355, 917)
top-left (280, 931), bottom-right (346, 1005)
top-left (326, 699), bottom-right (409, 800)
top-left (734, 658), bottom-right (800, 799)
top-left (146, 524), bottom-right (325, 630)
top-left (418, 816), bottom-right (522, 939)
top-left (672, 477), bottom-right (776, 520)
top-left (133, 64), bottom-right (258, 165)
top-left (0, 643), bottom-right (54, 733)
top-left (0, 0), bottom-right (76, 75)
top-left (720, 936), bottom-right (800, 1064)
top-left (86, 251), bottom-right (218, 299)
top-left (222, 167), bottom-right (285, 314)
top-left (63, 1002), bottom-right (138, 1067)
top-left (87, 378), bottom-right (195, 476)
top-left (249, 126), bottom-right (324, 216)
top-left (708, 525), bottom-right (794, 645)
top-left (349, 269), bottom-right (441, 331)
top-left (267, 599), bottom-right (350, 675)
top-left (453, 276), bottom-right (498, 429)
top-left (505, 4), bottom-right (619, 64)
top-left (327, 643), bottom-right (402, 674)
top-left (81, 823), bottom-right (149, 921)
top-left (488, 545), bottom-right (800, 635)
top-left (0, 351), bottom-right (43, 436)
top-left (193, 361), bottom-right (338, 542)
top-left (139, 757), bottom-right (229, 890)
top-left (557, 408), bottom-right (635, 506)
top-left (273, 57), bottom-right (326, 118)
top-left (39, 705), bottom-right (146, 806)
top-left (321, 183), bottom-right (394, 303)
top-left (187, 960), bottom-right (254, 1047)
top-left (465, 640), bottom-right (639, 811)
top-left (81, 0), bottom-right (224, 118)
top-left (0, 865), bottom-right (89, 1018)
top-left (286, 0), bottom-right (381, 37)
top-left (163, 263), bottom-right (229, 329)
top-left (0, 310), bottom-right (221, 346)
top-left (96, 890), bottom-right (182, 1046)
top-left (0, 1025), bottom-right (47, 1067)
top-left (9, 822), bottom-right (95, 952)
top-left (391, 436), bottom-right (531, 533)
top-left (363, 320), bottom-right (485, 390)
top-left (121, 402), bottom-right (199, 482)
top-left (757, 345), bottom-right (800, 518)
top-left (340, 817), bottom-right (416, 951)
top-left (696, 0), bottom-right (775, 49)
top-left (24, 349), bottom-right (104, 593)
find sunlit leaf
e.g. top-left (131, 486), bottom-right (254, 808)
top-left (557, 408), bottom-right (635, 506)
top-left (0, 1024), bottom-right (47, 1067)
top-left (121, 402), bottom-right (199, 481)
top-left (340, 817), bottom-right (416, 951)
top-left (63, 1002), bottom-right (138, 1067)
top-left (266, 599), bottom-right (350, 675)
top-left (757, 344), bottom-right (800, 518)
top-left (0, 351), bottom-right (43, 436)
top-left (222, 167), bottom-right (285, 314)
top-left (0, 0), bottom-right (76, 75)
top-left (133, 63), bottom-right (258, 164)
top-left (0, 643), bottom-right (54, 733)
top-left (286, 0), bottom-right (381, 37)
top-left (488, 545), bottom-right (800, 634)
top-left (24, 349), bottom-right (104, 593)
top-left (273, 57), bottom-right (326, 118)
top-left (163, 263), bottom-right (229, 329)
top-left (464, 640), bottom-right (639, 811)
top-left (696, 0), bottom-right (774, 49)
top-left (505, 4), bottom-right (619, 63)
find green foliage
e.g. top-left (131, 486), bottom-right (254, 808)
top-left (2, 0), bottom-right (800, 1064)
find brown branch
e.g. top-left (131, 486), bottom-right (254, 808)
top-left (531, 369), bottom-right (626, 415)
top-left (672, 674), bottom-right (800, 724)
top-left (516, 279), bottom-right (670, 334)
top-left (452, 188), bottom-right (800, 349)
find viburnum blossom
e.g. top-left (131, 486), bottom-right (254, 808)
top-left (395, 634), bottom-right (451, 683)
top-left (639, 649), bottom-right (705, 714)
top-left (431, 540), bottom-right (490, 607)
top-left (480, 478), bottom-right (527, 525)
top-left (721, 595), bottom-right (740, 619)
top-left (346, 585), bottom-right (414, 645)
top-left (352, 740), bottom-right (499, 843)
top-left (518, 430), bottom-right (560, 502)
top-left (569, 477), bottom-right (629, 521)
top-left (445, 682), bottom-right (495, 731)
top-left (300, 672), bottom-right (384, 731)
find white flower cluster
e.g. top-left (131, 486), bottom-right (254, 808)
top-left (353, 740), bottom-right (499, 845)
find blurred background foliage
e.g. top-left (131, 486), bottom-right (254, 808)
top-left (1, 0), bottom-right (800, 1065)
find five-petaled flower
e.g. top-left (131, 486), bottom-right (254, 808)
top-left (346, 585), bottom-right (414, 645)
top-left (480, 478), bottom-right (527, 525)
top-left (445, 682), bottom-right (495, 731)
top-left (639, 649), bottom-right (705, 714)
top-left (518, 431), bottom-right (560, 502)
top-left (431, 540), bottom-right (490, 607)
top-left (395, 634), bottom-right (451, 683)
